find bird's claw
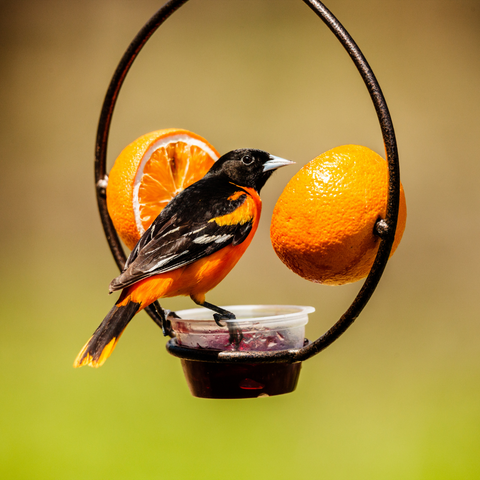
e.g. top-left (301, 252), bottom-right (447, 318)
top-left (213, 312), bottom-right (235, 327)
top-left (161, 317), bottom-right (173, 337)
top-left (165, 309), bottom-right (181, 320)
top-left (212, 312), bottom-right (243, 348)
top-left (163, 309), bottom-right (181, 337)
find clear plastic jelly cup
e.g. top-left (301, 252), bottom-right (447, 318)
top-left (170, 305), bottom-right (314, 352)
top-left (169, 305), bottom-right (315, 399)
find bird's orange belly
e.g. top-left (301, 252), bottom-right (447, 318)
top-left (124, 239), bottom-right (253, 309)
top-left (123, 186), bottom-right (262, 310)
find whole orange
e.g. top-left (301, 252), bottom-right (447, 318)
top-left (270, 145), bottom-right (406, 285)
top-left (107, 128), bottom-right (219, 250)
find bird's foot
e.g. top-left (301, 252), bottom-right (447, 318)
top-left (165, 309), bottom-right (181, 320)
top-left (148, 301), bottom-right (178, 337)
top-left (164, 309), bottom-right (181, 338)
top-left (212, 312), bottom-right (243, 349)
top-left (213, 311), bottom-right (235, 327)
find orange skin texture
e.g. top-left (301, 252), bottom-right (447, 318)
top-left (270, 145), bottom-right (406, 285)
top-left (117, 187), bottom-right (262, 309)
top-left (106, 129), bottom-right (219, 250)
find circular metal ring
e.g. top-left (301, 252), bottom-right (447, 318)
top-left (95, 0), bottom-right (400, 364)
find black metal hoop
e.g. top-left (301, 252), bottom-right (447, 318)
top-left (95, 0), bottom-right (400, 364)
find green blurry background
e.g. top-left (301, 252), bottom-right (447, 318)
top-left (1, 0), bottom-right (479, 478)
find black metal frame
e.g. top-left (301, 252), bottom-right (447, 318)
top-left (94, 0), bottom-right (400, 364)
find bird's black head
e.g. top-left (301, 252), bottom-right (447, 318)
top-left (205, 148), bottom-right (294, 193)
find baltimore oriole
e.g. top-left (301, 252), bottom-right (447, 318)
top-left (74, 148), bottom-right (293, 368)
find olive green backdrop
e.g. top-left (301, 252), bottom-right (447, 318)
top-left (1, 0), bottom-right (479, 478)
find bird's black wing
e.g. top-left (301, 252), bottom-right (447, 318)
top-left (110, 180), bottom-right (255, 292)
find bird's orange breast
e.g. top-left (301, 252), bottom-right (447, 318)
top-left (121, 187), bottom-right (262, 309)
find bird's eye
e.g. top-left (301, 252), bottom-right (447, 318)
top-left (242, 155), bottom-right (254, 165)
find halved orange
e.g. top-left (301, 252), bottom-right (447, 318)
top-left (106, 128), bottom-right (220, 250)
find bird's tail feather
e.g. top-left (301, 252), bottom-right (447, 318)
top-left (73, 300), bottom-right (140, 368)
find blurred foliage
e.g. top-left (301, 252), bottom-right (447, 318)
top-left (1, 0), bottom-right (479, 478)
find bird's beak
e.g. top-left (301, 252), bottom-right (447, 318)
top-left (263, 155), bottom-right (295, 173)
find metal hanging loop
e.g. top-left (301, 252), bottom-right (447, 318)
top-left (94, 0), bottom-right (400, 364)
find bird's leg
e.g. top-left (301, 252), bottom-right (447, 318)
top-left (191, 297), bottom-right (243, 347)
top-left (147, 300), bottom-right (175, 338)
top-left (203, 302), bottom-right (236, 326)
top-left (206, 304), bottom-right (243, 348)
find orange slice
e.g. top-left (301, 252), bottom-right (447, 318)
top-left (107, 128), bottom-right (220, 250)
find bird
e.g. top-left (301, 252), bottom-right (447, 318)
top-left (74, 148), bottom-right (294, 368)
